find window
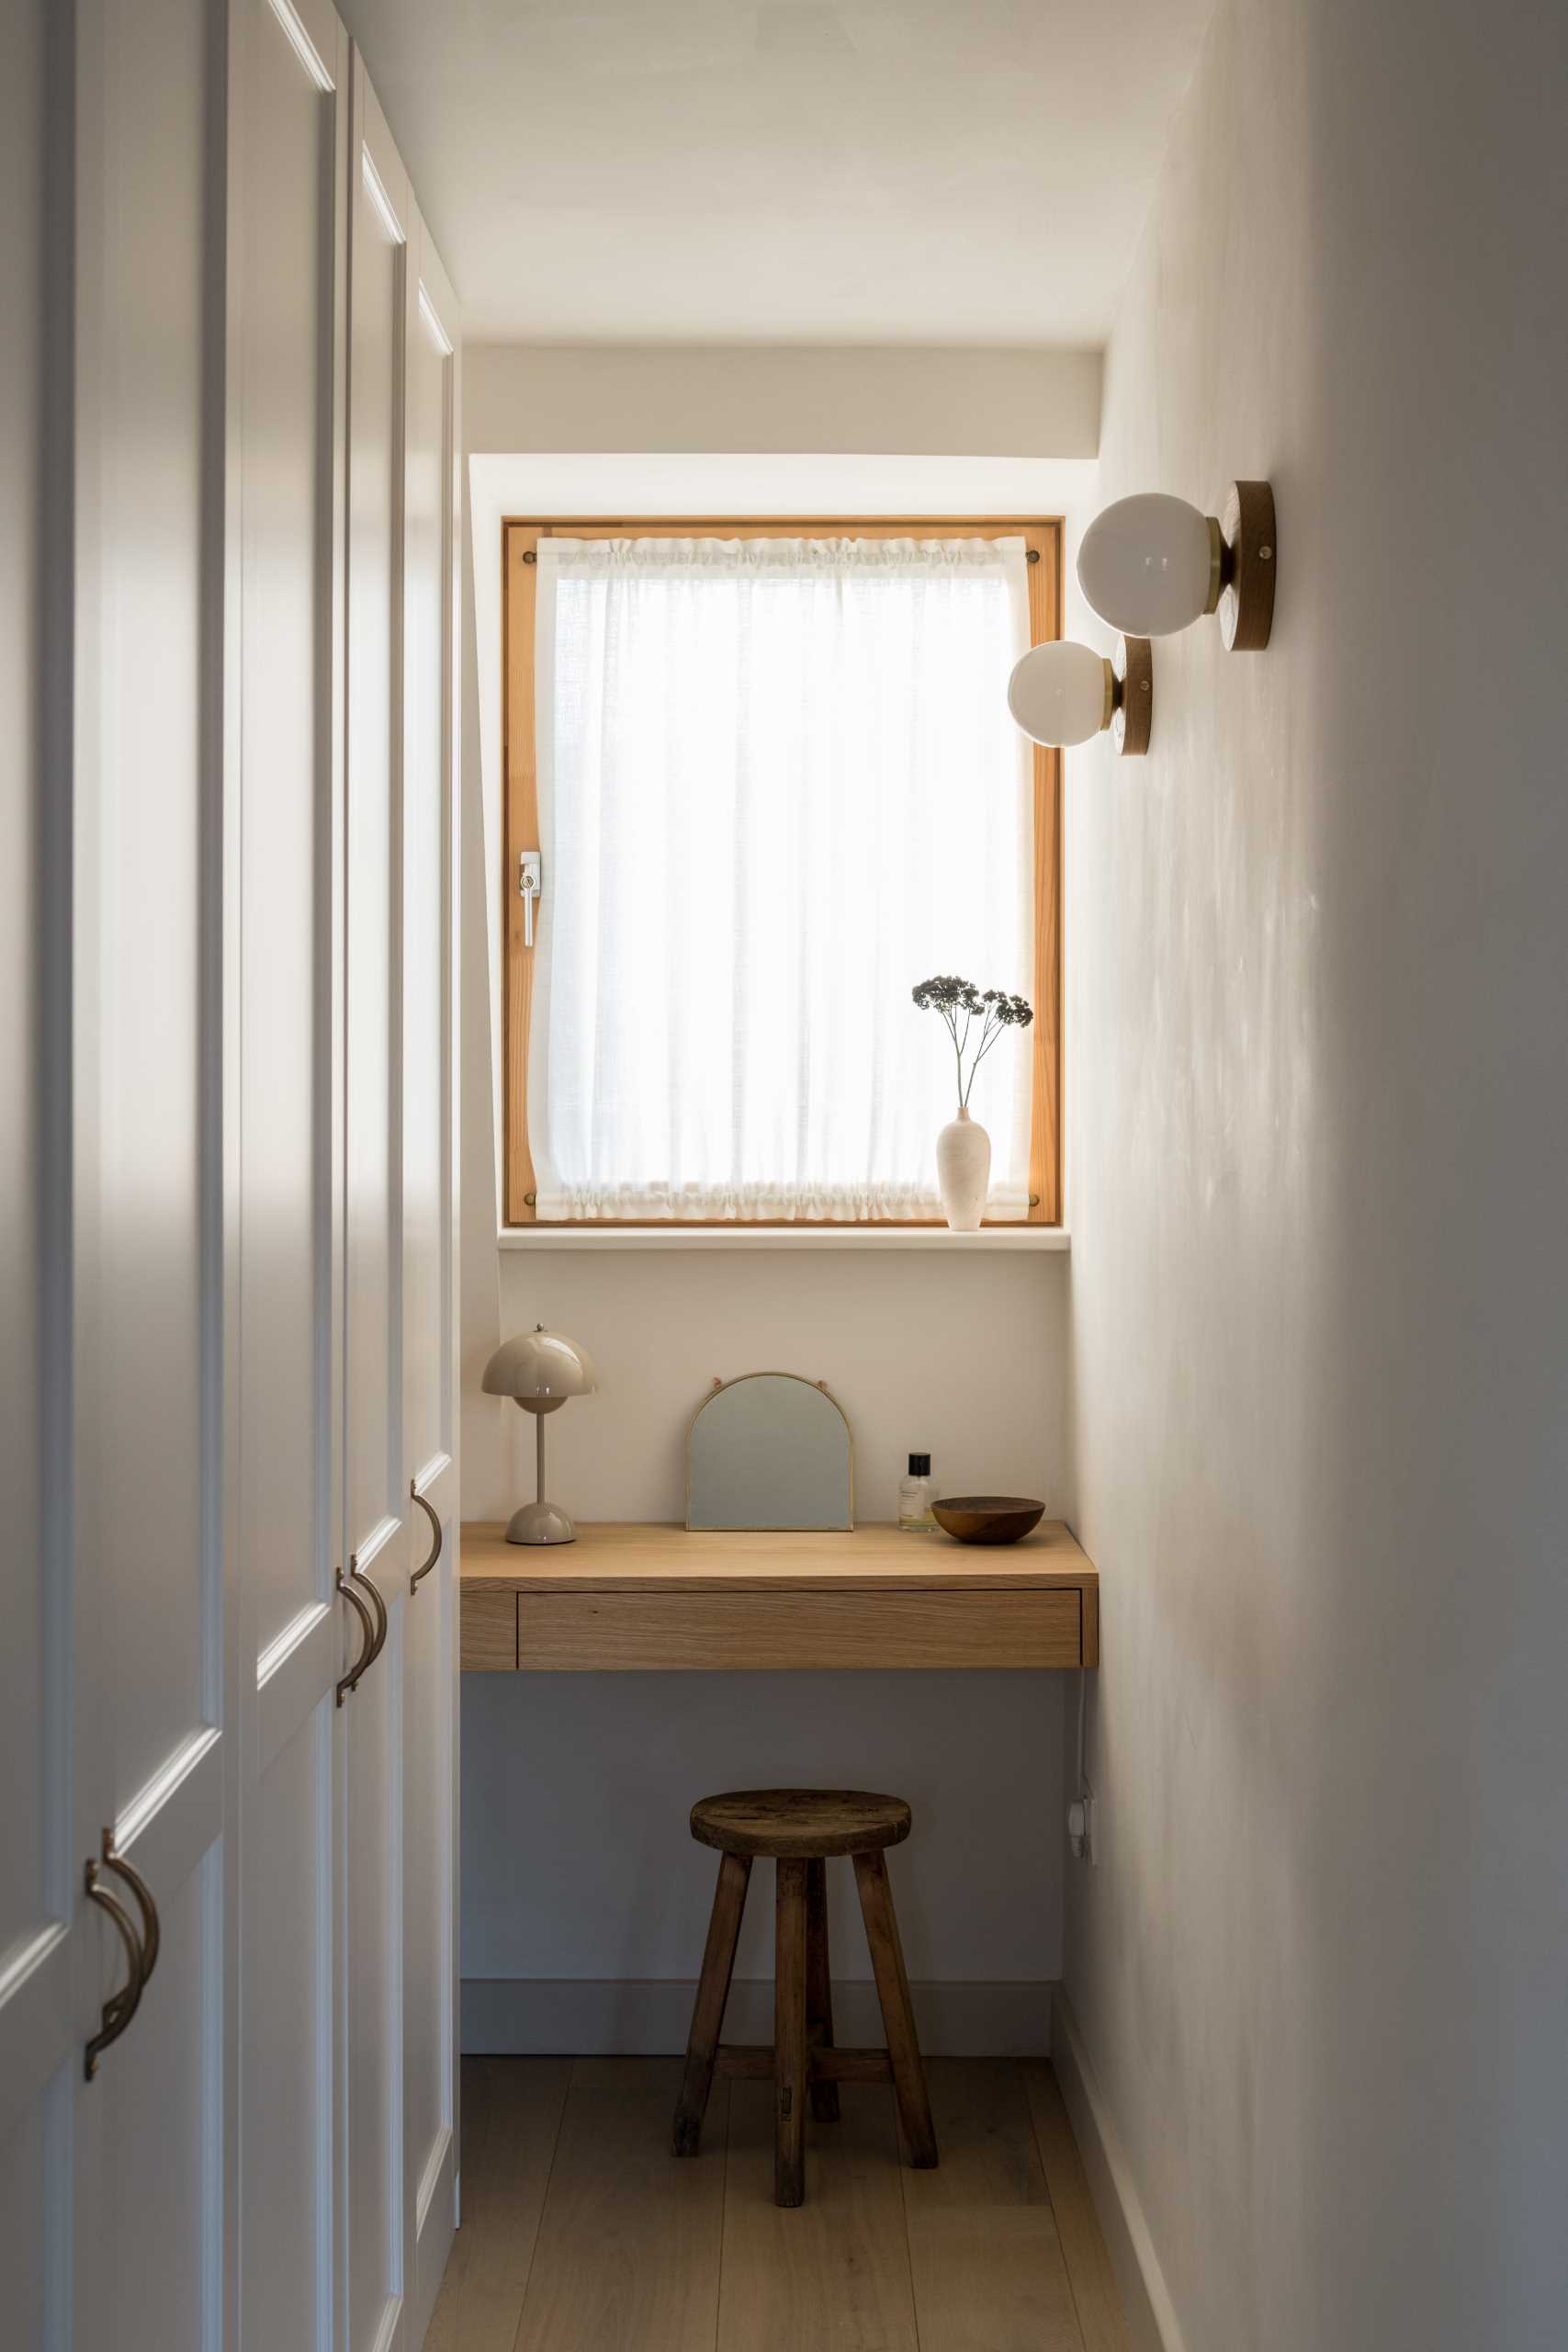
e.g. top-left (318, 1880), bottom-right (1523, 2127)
top-left (503, 518), bottom-right (1061, 1227)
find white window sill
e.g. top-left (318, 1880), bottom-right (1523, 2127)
top-left (497, 1226), bottom-right (1069, 1254)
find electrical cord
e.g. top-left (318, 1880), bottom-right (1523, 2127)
top-left (1068, 1666), bottom-right (1092, 1860)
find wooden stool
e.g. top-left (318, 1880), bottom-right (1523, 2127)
top-left (671, 1789), bottom-right (939, 2207)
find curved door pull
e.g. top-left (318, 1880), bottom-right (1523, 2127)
top-left (337, 1565), bottom-right (376, 1704)
top-left (85, 1857), bottom-right (145, 2079)
top-left (99, 1829), bottom-right (161, 1993)
top-left (349, 1554), bottom-right (389, 1679)
top-left (411, 1481), bottom-right (442, 1595)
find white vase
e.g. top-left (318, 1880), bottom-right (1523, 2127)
top-left (936, 1106), bottom-right (990, 1231)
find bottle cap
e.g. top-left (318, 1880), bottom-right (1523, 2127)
top-left (908, 1453), bottom-right (931, 1477)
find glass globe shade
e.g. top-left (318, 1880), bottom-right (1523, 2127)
top-left (1077, 492), bottom-right (1213, 636)
top-left (1007, 639), bottom-right (1108, 747)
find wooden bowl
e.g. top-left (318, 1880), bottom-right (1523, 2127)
top-left (931, 1495), bottom-right (1045, 1545)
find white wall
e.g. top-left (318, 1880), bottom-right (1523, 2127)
top-left (457, 379), bottom-right (1094, 2044)
top-left (463, 341), bottom-right (1100, 460)
top-left (478, 1249), bottom-right (1066, 1526)
top-left (1063, 1), bottom-right (1568, 2345)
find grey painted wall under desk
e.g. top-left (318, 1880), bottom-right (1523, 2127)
top-left (462, 1666), bottom-right (1064, 2052)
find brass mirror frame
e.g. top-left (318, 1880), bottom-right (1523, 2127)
top-left (685, 1371), bottom-right (854, 1532)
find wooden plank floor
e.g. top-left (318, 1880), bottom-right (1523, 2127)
top-left (427, 2056), bottom-right (1128, 2352)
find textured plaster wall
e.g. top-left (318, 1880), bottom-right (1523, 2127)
top-left (1062, 0), bottom-right (1568, 2345)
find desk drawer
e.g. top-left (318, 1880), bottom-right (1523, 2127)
top-left (461, 1589), bottom-right (519, 1670)
top-left (513, 1589), bottom-right (1083, 1671)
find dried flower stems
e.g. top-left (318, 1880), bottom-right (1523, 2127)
top-left (911, 976), bottom-right (1033, 1111)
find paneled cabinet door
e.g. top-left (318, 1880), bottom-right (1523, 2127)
top-left (0, 7), bottom-right (81, 2345)
top-left (343, 55), bottom-right (413, 2352)
top-left (232, 4), bottom-right (352, 2349)
top-left (65, 2), bottom-right (234, 2345)
top-left (400, 206), bottom-right (462, 2347)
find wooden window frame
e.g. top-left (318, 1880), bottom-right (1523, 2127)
top-left (502, 515), bottom-right (1062, 1228)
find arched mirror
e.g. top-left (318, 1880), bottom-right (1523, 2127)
top-left (686, 1374), bottom-right (853, 1532)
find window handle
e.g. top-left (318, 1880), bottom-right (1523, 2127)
top-left (519, 850), bottom-right (541, 948)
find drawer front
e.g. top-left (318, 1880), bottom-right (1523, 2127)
top-left (514, 1589), bottom-right (1083, 1671)
top-left (460, 1589), bottom-right (518, 1670)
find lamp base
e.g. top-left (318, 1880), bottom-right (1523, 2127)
top-left (504, 1499), bottom-right (578, 1545)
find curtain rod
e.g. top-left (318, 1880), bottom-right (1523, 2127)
top-left (520, 546), bottom-right (1040, 565)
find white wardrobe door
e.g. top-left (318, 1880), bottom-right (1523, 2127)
top-left (344, 60), bottom-right (411, 2352)
top-left (0, 6), bottom-right (76, 2344)
top-left (400, 218), bottom-right (460, 2348)
top-left (78, 0), bottom-right (230, 2343)
top-left (232, 4), bottom-right (349, 2348)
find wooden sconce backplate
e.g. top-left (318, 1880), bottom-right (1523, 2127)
top-left (1112, 635), bottom-right (1153, 755)
top-left (1218, 480), bottom-right (1276, 651)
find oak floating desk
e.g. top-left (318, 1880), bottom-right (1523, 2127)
top-left (460, 1521), bottom-right (1099, 1673)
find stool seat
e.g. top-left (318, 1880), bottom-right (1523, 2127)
top-left (690, 1788), bottom-right (912, 1860)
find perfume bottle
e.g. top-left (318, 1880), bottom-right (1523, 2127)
top-left (897, 1453), bottom-right (938, 1532)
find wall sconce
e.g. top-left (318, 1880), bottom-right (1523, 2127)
top-left (1008, 635), bottom-right (1152, 756)
top-left (1077, 482), bottom-right (1276, 650)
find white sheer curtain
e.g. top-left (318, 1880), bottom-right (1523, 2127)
top-left (530, 534), bottom-right (1034, 1221)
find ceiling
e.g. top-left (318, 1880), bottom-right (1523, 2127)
top-left (339, 0), bottom-right (1213, 345)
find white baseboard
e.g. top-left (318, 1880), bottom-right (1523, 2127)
top-left (463, 1976), bottom-right (1054, 2057)
top-left (1050, 1987), bottom-right (1187, 2352)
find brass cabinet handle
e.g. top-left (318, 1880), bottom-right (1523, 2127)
top-left (99, 1830), bottom-right (160, 1992)
top-left (349, 1554), bottom-right (389, 1679)
top-left (410, 1481), bottom-right (442, 1595)
top-left (85, 1858), bottom-right (145, 2079)
top-left (337, 1566), bottom-right (376, 1704)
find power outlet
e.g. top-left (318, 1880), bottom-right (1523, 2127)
top-left (1067, 1792), bottom-right (1097, 1865)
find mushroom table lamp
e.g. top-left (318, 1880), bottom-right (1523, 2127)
top-left (482, 1324), bottom-right (598, 1544)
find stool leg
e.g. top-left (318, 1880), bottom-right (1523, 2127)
top-left (673, 1850), bottom-right (750, 2156)
top-left (852, 1848), bottom-right (938, 2169)
top-left (774, 1858), bottom-right (808, 2206)
top-left (805, 1857), bottom-right (840, 2123)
